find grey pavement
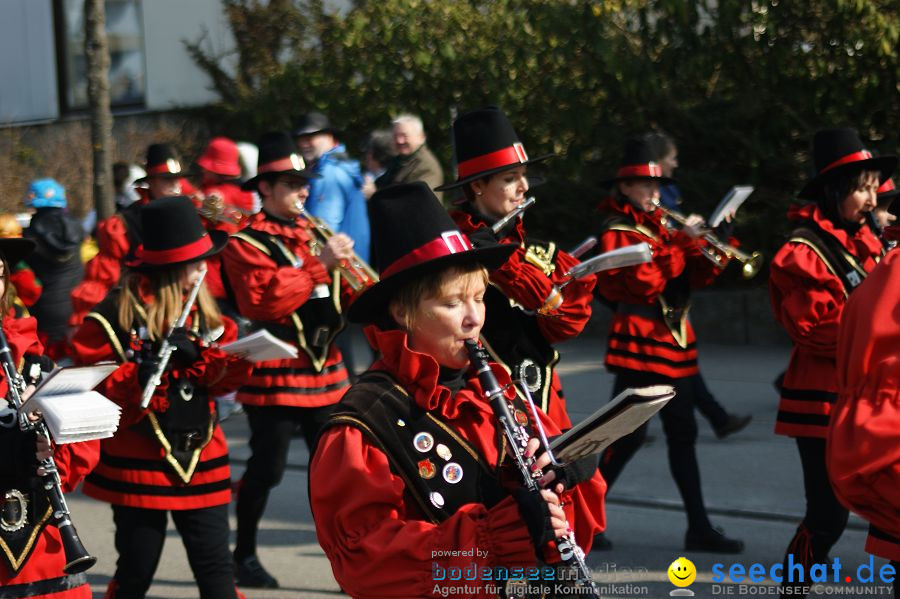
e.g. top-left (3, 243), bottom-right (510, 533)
top-left (69, 334), bottom-right (892, 598)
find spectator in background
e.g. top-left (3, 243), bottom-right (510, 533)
top-left (22, 178), bottom-right (85, 361)
top-left (292, 112), bottom-right (370, 263)
top-left (376, 114), bottom-right (445, 204)
top-left (0, 213), bottom-right (42, 313)
top-left (361, 128), bottom-right (395, 200)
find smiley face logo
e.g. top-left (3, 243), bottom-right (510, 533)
top-left (668, 556), bottom-right (696, 587)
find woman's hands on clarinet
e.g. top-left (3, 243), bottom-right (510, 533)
top-left (514, 438), bottom-right (572, 546)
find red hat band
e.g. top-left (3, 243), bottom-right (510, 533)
top-left (133, 235), bottom-right (213, 266)
top-left (258, 154), bottom-right (307, 175)
top-left (819, 150), bottom-right (872, 176)
top-left (381, 231), bottom-right (473, 279)
top-left (617, 163), bottom-right (663, 179)
top-left (146, 159), bottom-right (182, 176)
top-left (457, 143), bottom-right (528, 179)
top-left (878, 179), bottom-right (896, 194)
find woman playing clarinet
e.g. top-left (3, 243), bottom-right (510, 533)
top-left (770, 128), bottom-right (894, 597)
top-left (71, 196), bottom-right (252, 599)
top-left (310, 182), bottom-right (606, 598)
top-left (0, 236), bottom-right (99, 597)
top-left (439, 106), bottom-right (596, 431)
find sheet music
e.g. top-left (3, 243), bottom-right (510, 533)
top-left (708, 186), bottom-right (754, 228)
top-left (221, 329), bottom-right (299, 362)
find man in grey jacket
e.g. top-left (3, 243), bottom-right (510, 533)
top-left (376, 114), bottom-right (445, 204)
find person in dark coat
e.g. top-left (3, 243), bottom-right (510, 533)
top-left (22, 179), bottom-right (85, 360)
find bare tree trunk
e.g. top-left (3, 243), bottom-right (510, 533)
top-left (84, 0), bottom-right (114, 220)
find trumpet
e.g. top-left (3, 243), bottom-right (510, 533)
top-left (297, 203), bottom-right (379, 292)
top-left (653, 201), bottom-right (763, 279)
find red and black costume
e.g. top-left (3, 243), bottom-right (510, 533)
top-left (198, 181), bottom-right (254, 301)
top-left (828, 245), bottom-right (900, 570)
top-left (312, 326), bottom-right (605, 598)
top-left (0, 314), bottom-right (99, 598)
top-left (220, 131), bottom-right (354, 588)
top-left (769, 128), bottom-right (896, 594)
top-left (452, 208), bottom-right (594, 429)
top-left (592, 138), bottom-right (742, 553)
top-left (70, 196), bottom-right (249, 599)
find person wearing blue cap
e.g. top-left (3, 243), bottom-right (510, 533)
top-left (22, 178), bottom-right (84, 360)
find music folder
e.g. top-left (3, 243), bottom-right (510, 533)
top-left (549, 385), bottom-right (675, 463)
top-left (220, 329), bottom-right (299, 362)
top-left (708, 186), bottom-right (754, 228)
top-left (20, 363), bottom-right (122, 444)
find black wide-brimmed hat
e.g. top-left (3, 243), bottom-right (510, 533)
top-left (134, 144), bottom-right (186, 183)
top-left (435, 106), bottom-right (553, 191)
top-left (0, 238), bottom-right (35, 266)
top-left (241, 131), bottom-right (320, 191)
top-left (798, 128), bottom-right (897, 199)
top-left (291, 112), bottom-right (339, 138)
top-left (125, 196), bottom-right (228, 271)
top-left (347, 182), bottom-right (516, 323)
top-left (603, 138), bottom-right (675, 186)
top-left (877, 177), bottom-right (899, 205)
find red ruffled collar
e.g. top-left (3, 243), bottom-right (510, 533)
top-left (0, 314), bottom-right (41, 364)
top-left (787, 203), bottom-right (883, 258)
top-left (597, 195), bottom-right (667, 229)
top-left (246, 211), bottom-right (313, 243)
top-left (450, 207), bottom-right (526, 244)
top-left (363, 325), bottom-right (512, 421)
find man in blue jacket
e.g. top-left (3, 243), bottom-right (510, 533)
top-left (293, 113), bottom-right (370, 263)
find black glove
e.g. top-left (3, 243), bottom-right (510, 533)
top-left (137, 355), bottom-right (160, 388)
top-left (556, 454), bottom-right (600, 489)
top-left (168, 327), bottom-right (200, 367)
top-left (714, 218), bottom-right (735, 243)
top-left (468, 226), bottom-right (502, 250)
top-left (511, 487), bottom-right (555, 554)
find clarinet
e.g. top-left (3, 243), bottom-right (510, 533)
top-left (864, 211), bottom-right (890, 251)
top-left (465, 340), bottom-right (600, 597)
top-left (139, 267), bottom-right (207, 408)
top-left (0, 326), bottom-right (96, 574)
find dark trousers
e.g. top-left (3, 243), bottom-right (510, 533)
top-left (234, 403), bottom-right (334, 560)
top-left (110, 504), bottom-right (237, 599)
top-left (690, 372), bottom-right (729, 429)
top-left (599, 369), bottom-right (712, 532)
top-left (780, 437), bottom-right (849, 597)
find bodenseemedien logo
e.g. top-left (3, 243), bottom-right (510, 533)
top-left (668, 557), bottom-right (696, 596)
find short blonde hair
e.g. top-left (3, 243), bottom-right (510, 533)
top-left (389, 264), bottom-right (488, 331)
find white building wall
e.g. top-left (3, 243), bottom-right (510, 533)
top-left (0, 0), bottom-right (59, 123)
top-left (142, 0), bottom-right (233, 110)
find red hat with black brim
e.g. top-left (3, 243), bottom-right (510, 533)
top-left (434, 106), bottom-right (553, 192)
top-left (0, 238), bottom-right (35, 266)
top-left (125, 196), bottom-right (228, 271)
top-left (347, 181), bottom-right (516, 324)
top-left (798, 128), bottom-right (897, 199)
top-left (241, 131), bottom-right (320, 191)
top-left (134, 143), bottom-right (187, 183)
top-left (601, 138), bottom-right (675, 186)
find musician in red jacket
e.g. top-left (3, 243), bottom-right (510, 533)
top-left (0, 236), bottom-right (99, 598)
top-left (770, 128), bottom-right (894, 596)
top-left (828, 228), bottom-right (900, 596)
top-left (220, 131), bottom-right (358, 589)
top-left (311, 182), bottom-right (605, 598)
top-left (439, 106), bottom-right (595, 430)
top-left (71, 197), bottom-right (251, 599)
top-left (594, 138), bottom-right (743, 553)
top-left (70, 143), bottom-right (196, 327)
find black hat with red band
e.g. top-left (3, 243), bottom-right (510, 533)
top-left (126, 196), bottom-right (228, 271)
top-left (603, 138), bottom-right (675, 186)
top-left (347, 181), bottom-right (515, 324)
top-left (134, 144), bottom-right (186, 183)
top-left (434, 106), bottom-right (553, 192)
top-left (799, 128), bottom-right (897, 199)
top-left (241, 131), bottom-right (319, 191)
top-left (877, 177), bottom-right (899, 204)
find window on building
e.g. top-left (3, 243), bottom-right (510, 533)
top-left (56, 0), bottom-right (146, 111)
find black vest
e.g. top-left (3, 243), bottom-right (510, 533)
top-left (322, 371), bottom-right (508, 523)
top-left (788, 219), bottom-right (872, 295)
top-left (228, 225), bottom-right (345, 372)
top-left (85, 290), bottom-right (217, 484)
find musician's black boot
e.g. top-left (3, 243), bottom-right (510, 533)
top-left (234, 554), bottom-right (279, 589)
top-left (685, 526), bottom-right (744, 553)
top-left (714, 413), bottom-right (753, 439)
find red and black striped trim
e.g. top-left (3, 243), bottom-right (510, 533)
top-left (98, 452), bottom-right (228, 472)
top-left (775, 386), bottom-right (836, 437)
top-left (608, 332), bottom-right (697, 351)
top-left (249, 362), bottom-right (348, 377)
top-left (239, 380), bottom-right (350, 395)
top-left (85, 472), bottom-right (231, 497)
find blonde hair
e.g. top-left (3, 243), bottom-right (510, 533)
top-left (389, 264), bottom-right (489, 331)
top-left (118, 266), bottom-right (222, 340)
